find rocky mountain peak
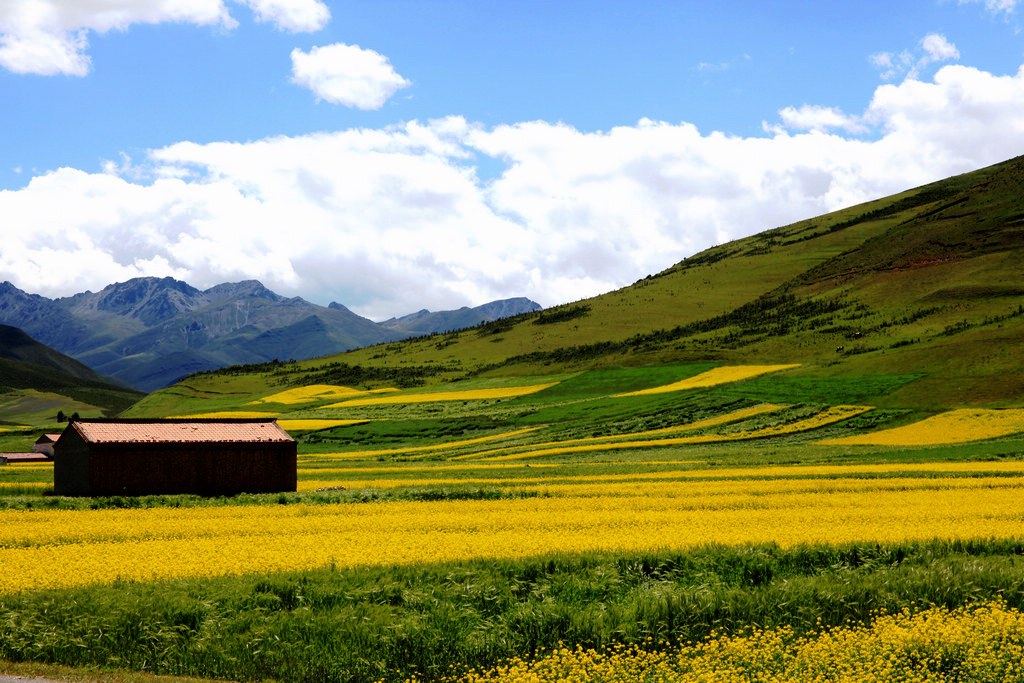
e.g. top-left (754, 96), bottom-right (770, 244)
top-left (476, 297), bottom-right (543, 320)
top-left (379, 297), bottom-right (542, 336)
top-left (205, 280), bottom-right (283, 303)
top-left (88, 277), bottom-right (206, 326)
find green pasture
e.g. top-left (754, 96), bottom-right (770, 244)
top-left (6, 362), bottom-right (1024, 510)
top-left (111, 362), bottom-right (931, 466)
top-left (308, 157), bottom-right (1024, 410)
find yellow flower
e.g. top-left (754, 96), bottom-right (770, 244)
top-left (324, 383), bottom-right (558, 408)
top-left (820, 408), bottom-right (1024, 446)
top-left (457, 601), bottom-right (1024, 682)
top-left (614, 365), bottom-right (799, 396)
top-left (5, 473), bottom-right (1024, 594)
top-left (249, 384), bottom-right (395, 405)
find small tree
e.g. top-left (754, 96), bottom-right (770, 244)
top-left (56, 410), bottom-right (66, 423)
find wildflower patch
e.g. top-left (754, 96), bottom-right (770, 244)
top-left (615, 364), bottom-right (799, 396)
top-left (458, 601), bottom-right (1024, 682)
top-left (250, 384), bottom-right (397, 405)
top-left (325, 383), bottom-right (558, 408)
top-left (820, 408), bottom-right (1024, 446)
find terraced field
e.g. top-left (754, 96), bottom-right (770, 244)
top-left (4, 363), bottom-right (1024, 681)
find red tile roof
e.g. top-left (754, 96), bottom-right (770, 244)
top-left (1, 452), bottom-right (51, 462)
top-left (69, 419), bottom-right (294, 444)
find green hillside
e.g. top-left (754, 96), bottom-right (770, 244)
top-left (0, 325), bottom-right (143, 448)
top-left (129, 154), bottom-right (1024, 418)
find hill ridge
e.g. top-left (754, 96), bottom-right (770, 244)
top-left (0, 325), bottom-right (143, 423)
top-left (202, 153), bottom-right (1024, 409)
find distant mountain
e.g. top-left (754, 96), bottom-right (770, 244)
top-left (378, 298), bottom-right (542, 336)
top-left (0, 324), bottom-right (112, 383)
top-left (0, 278), bottom-right (540, 391)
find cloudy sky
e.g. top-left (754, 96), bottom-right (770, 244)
top-left (2, 0), bottom-right (1023, 320)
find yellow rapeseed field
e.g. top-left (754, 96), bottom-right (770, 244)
top-left (0, 482), bottom-right (48, 491)
top-left (295, 460), bottom-right (1024, 494)
top-left (457, 601), bottom-right (1024, 682)
top-left (297, 463), bottom-right (562, 473)
top-left (249, 384), bottom-right (396, 405)
top-left (614, 364), bottom-right (800, 396)
top-left (517, 473), bottom-right (1024, 499)
top-left (662, 459), bottom-right (1024, 479)
top-left (820, 408), bottom-right (1024, 446)
top-left (324, 383), bottom-right (558, 408)
top-left (5, 467), bottom-right (1024, 593)
top-left (297, 477), bottom-right (515, 491)
top-left (298, 472), bottom-right (1022, 497)
top-left (172, 411), bottom-right (278, 419)
top-left (0, 462), bottom-right (52, 471)
top-left (277, 419), bottom-right (369, 431)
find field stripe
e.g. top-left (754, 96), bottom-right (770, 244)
top-left (614, 365), bottom-right (800, 396)
top-left (820, 408), bottom-right (1024, 446)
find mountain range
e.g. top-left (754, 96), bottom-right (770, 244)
top-left (0, 279), bottom-right (540, 391)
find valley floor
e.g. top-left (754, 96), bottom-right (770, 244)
top-left (3, 364), bottom-right (1024, 681)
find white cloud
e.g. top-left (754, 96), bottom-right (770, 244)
top-left (871, 33), bottom-right (960, 82)
top-left (290, 43), bottom-right (411, 109)
top-left (3, 63), bottom-right (1024, 319)
top-left (770, 105), bottom-right (867, 134)
top-left (236, 0), bottom-right (329, 32)
top-left (921, 34), bottom-right (960, 62)
top-left (0, 24), bottom-right (90, 76)
top-left (869, 50), bottom-right (906, 81)
top-left (0, 0), bottom-right (328, 76)
top-left (959, 0), bottom-right (1018, 15)
top-left (864, 63), bottom-right (1024, 164)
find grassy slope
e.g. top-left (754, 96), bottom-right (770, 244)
top-left (0, 327), bottom-right (144, 448)
top-left (126, 155), bottom-right (1024, 418)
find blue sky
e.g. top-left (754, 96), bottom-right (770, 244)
top-left (2, 0), bottom-right (1023, 319)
